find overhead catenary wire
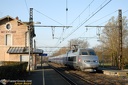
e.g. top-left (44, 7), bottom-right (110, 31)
top-left (66, 0), bottom-right (68, 26)
top-left (96, 9), bottom-right (128, 26)
top-left (20, 0), bottom-right (121, 56)
top-left (56, 0), bottom-right (69, 44)
top-left (34, 0), bottom-right (111, 55)
top-left (34, 8), bottom-right (64, 26)
top-left (91, 0), bottom-right (108, 15)
top-left (78, 10), bottom-right (118, 40)
top-left (87, 10), bottom-right (118, 25)
top-left (34, 8), bottom-right (71, 55)
top-left (49, 0), bottom-right (112, 55)
top-left (48, 0), bottom-right (70, 55)
top-left (123, 9), bottom-right (128, 14)
top-left (33, 8), bottom-right (68, 49)
top-left (34, 5), bottom-right (70, 55)
top-left (69, 0), bottom-right (95, 25)
top-left (24, 0), bottom-right (29, 13)
top-left (63, 0), bottom-right (112, 41)
top-left (34, 8), bottom-right (69, 55)
top-left (52, 0), bottom-right (69, 48)
top-left (57, 0), bottom-right (112, 44)
top-left (79, 10), bottom-right (118, 40)
top-left (57, 0), bottom-right (69, 42)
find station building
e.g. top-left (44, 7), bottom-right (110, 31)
top-left (0, 15), bottom-right (43, 70)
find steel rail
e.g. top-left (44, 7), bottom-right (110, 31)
top-left (49, 64), bottom-right (77, 85)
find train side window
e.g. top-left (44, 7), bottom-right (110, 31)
top-left (73, 56), bottom-right (76, 61)
top-left (68, 57), bottom-right (71, 61)
top-left (68, 56), bottom-right (76, 61)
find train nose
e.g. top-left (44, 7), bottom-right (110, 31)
top-left (83, 60), bottom-right (99, 68)
top-left (84, 60), bottom-right (99, 63)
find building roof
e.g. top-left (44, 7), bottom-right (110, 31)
top-left (7, 47), bottom-right (43, 54)
top-left (0, 15), bottom-right (14, 21)
top-left (0, 15), bottom-right (36, 37)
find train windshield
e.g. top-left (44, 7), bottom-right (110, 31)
top-left (81, 52), bottom-right (88, 55)
top-left (80, 49), bottom-right (96, 55)
top-left (88, 51), bottom-right (96, 55)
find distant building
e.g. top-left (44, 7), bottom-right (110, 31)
top-left (0, 15), bottom-right (43, 70)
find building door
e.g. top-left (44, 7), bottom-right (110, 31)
top-left (5, 34), bottom-right (11, 45)
top-left (20, 55), bottom-right (34, 70)
top-left (20, 55), bottom-right (29, 62)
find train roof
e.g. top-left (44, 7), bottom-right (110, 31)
top-left (67, 48), bottom-right (94, 52)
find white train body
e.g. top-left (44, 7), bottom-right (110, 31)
top-left (48, 48), bottom-right (99, 71)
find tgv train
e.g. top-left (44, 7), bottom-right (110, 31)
top-left (48, 48), bottom-right (99, 71)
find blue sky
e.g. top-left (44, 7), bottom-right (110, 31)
top-left (0, 0), bottom-right (128, 55)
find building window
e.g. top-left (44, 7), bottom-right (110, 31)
top-left (5, 34), bottom-right (11, 45)
top-left (25, 32), bottom-right (29, 47)
top-left (5, 23), bottom-right (11, 30)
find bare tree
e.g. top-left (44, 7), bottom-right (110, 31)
top-left (52, 47), bottom-right (69, 56)
top-left (100, 16), bottom-right (128, 66)
top-left (68, 38), bottom-right (89, 49)
top-left (51, 38), bottom-right (89, 56)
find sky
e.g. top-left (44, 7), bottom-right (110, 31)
top-left (0, 0), bottom-right (128, 55)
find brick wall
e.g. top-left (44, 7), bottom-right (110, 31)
top-left (0, 17), bottom-right (28, 61)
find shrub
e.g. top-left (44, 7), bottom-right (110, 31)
top-left (0, 61), bottom-right (28, 79)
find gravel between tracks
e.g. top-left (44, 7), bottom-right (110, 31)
top-left (49, 63), bottom-right (128, 85)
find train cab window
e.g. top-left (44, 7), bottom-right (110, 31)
top-left (81, 52), bottom-right (88, 55)
top-left (89, 51), bottom-right (96, 55)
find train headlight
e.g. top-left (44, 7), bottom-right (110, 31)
top-left (78, 58), bottom-right (81, 62)
top-left (94, 60), bottom-right (98, 62)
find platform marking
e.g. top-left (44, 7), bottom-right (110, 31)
top-left (42, 65), bottom-right (45, 85)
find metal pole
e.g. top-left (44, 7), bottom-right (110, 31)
top-left (28, 26), bottom-right (31, 75)
top-left (28, 8), bottom-right (34, 74)
top-left (118, 9), bottom-right (124, 70)
top-left (41, 56), bottom-right (42, 68)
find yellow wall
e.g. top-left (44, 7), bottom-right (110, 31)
top-left (0, 16), bottom-right (37, 70)
top-left (0, 17), bottom-right (27, 61)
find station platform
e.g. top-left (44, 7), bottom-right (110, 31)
top-left (103, 69), bottom-right (128, 76)
top-left (98, 67), bottom-right (128, 76)
top-left (26, 63), bottom-right (70, 85)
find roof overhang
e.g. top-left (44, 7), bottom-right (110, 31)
top-left (7, 47), bottom-right (43, 54)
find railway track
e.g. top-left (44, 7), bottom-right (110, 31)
top-left (42, 63), bottom-right (74, 85)
top-left (49, 65), bottom-right (77, 85)
top-left (48, 63), bottom-right (95, 85)
top-left (49, 62), bottom-right (128, 85)
top-left (69, 70), bottom-right (115, 85)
